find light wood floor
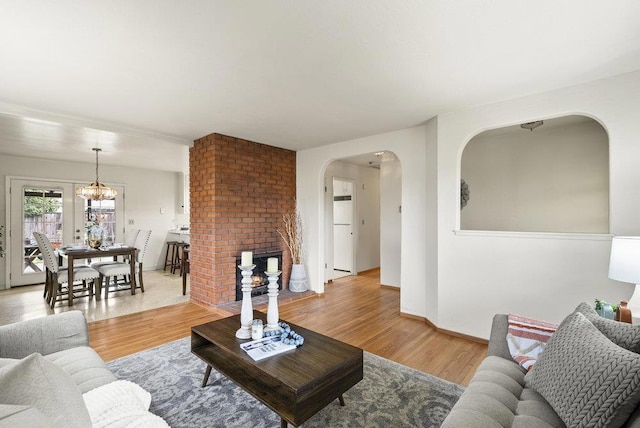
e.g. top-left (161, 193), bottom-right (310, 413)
top-left (88, 269), bottom-right (487, 386)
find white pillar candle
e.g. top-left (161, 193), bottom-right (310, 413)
top-left (241, 251), bottom-right (253, 266)
top-left (267, 257), bottom-right (278, 273)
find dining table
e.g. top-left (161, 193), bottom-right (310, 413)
top-left (57, 245), bottom-right (137, 306)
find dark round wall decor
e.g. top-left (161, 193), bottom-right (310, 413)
top-left (460, 179), bottom-right (470, 210)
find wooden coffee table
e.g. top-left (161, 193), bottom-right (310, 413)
top-left (191, 311), bottom-right (363, 427)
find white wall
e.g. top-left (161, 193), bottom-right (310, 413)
top-left (299, 71), bottom-right (640, 340)
top-left (0, 154), bottom-right (185, 288)
top-left (437, 71), bottom-right (640, 338)
top-left (380, 154), bottom-right (401, 287)
top-left (297, 126), bottom-right (427, 321)
top-left (324, 160), bottom-right (380, 281)
top-left (355, 167), bottom-right (380, 272)
top-left (424, 118), bottom-right (439, 322)
top-left (461, 119), bottom-right (609, 233)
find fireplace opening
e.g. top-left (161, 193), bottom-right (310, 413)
top-left (235, 251), bottom-right (283, 301)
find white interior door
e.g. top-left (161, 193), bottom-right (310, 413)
top-left (333, 178), bottom-right (355, 275)
top-left (333, 224), bottom-right (353, 271)
top-left (9, 179), bottom-right (75, 286)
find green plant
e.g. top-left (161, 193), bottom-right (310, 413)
top-left (24, 193), bottom-right (60, 217)
top-left (595, 298), bottom-right (618, 313)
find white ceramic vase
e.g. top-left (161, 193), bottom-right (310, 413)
top-left (289, 263), bottom-right (308, 292)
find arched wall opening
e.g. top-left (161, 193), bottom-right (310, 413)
top-left (459, 115), bottom-right (609, 234)
top-left (438, 106), bottom-right (616, 339)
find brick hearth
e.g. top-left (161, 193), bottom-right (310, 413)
top-left (189, 133), bottom-right (296, 308)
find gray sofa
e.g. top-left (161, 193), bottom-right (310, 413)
top-left (0, 311), bottom-right (117, 427)
top-left (442, 305), bottom-right (640, 428)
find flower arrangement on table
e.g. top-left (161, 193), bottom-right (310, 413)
top-left (86, 215), bottom-right (107, 249)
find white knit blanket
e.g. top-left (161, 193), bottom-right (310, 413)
top-left (83, 380), bottom-right (169, 428)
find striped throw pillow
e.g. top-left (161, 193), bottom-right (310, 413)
top-left (506, 314), bottom-right (558, 371)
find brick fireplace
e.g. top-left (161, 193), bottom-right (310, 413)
top-left (189, 133), bottom-right (296, 308)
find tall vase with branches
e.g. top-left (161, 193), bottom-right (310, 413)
top-left (278, 210), bottom-right (303, 264)
top-left (278, 208), bottom-right (308, 292)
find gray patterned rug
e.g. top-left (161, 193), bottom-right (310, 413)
top-left (107, 337), bottom-right (464, 427)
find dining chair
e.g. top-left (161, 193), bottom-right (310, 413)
top-left (32, 231), bottom-right (66, 302)
top-left (32, 232), bottom-right (101, 308)
top-left (93, 230), bottom-right (151, 298)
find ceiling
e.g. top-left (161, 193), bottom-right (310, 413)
top-left (474, 115), bottom-right (596, 138)
top-left (1, 1), bottom-right (640, 172)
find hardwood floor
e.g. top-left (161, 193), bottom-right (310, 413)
top-left (88, 269), bottom-right (487, 386)
top-left (88, 302), bottom-right (226, 362)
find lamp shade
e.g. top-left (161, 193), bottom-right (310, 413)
top-left (609, 236), bottom-right (640, 284)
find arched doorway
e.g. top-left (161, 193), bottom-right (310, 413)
top-left (323, 151), bottom-right (402, 287)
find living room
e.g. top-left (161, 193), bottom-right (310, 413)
top-left (2, 2), bottom-right (640, 427)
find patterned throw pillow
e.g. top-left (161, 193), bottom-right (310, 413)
top-left (574, 302), bottom-right (640, 353)
top-left (528, 312), bottom-right (640, 428)
top-left (506, 313), bottom-right (558, 371)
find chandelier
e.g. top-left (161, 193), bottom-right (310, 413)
top-left (75, 148), bottom-right (118, 200)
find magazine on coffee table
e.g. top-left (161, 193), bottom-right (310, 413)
top-left (240, 335), bottom-right (297, 361)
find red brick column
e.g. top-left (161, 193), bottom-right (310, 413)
top-left (189, 133), bottom-right (296, 308)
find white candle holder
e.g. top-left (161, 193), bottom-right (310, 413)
top-left (264, 271), bottom-right (281, 332)
top-left (236, 264), bottom-right (256, 339)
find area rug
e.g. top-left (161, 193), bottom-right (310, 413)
top-left (106, 337), bottom-right (464, 427)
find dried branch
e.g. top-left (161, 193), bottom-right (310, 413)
top-left (277, 209), bottom-right (303, 264)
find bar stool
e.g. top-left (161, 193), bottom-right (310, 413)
top-left (182, 248), bottom-right (190, 295)
top-left (164, 241), bottom-right (179, 271)
top-left (172, 242), bottom-right (189, 275)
